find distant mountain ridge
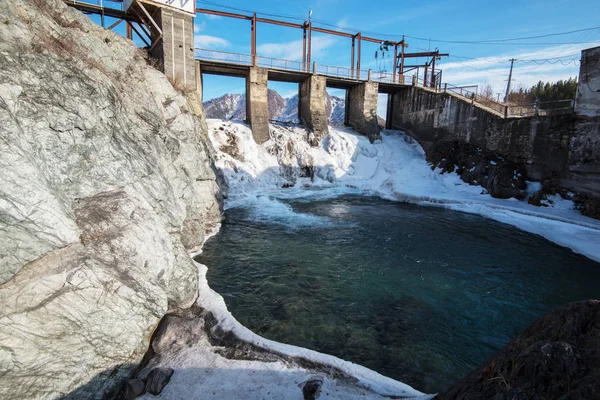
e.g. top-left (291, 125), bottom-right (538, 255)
top-left (203, 89), bottom-right (346, 125)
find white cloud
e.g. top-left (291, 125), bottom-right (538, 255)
top-left (194, 35), bottom-right (230, 49)
top-left (194, 21), bottom-right (206, 34)
top-left (257, 35), bottom-right (337, 62)
top-left (437, 42), bottom-right (599, 93)
top-left (206, 14), bottom-right (222, 20)
top-left (336, 17), bottom-right (349, 30)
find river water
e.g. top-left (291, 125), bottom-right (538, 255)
top-left (197, 194), bottom-right (600, 393)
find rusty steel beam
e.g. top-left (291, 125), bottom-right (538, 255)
top-left (256, 17), bottom-right (303, 29)
top-left (351, 36), bottom-right (355, 76)
top-left (195, 8), bottom-right (407, 46)
top-left (194, 6), bottom-right (419, 79)
top-left (128, 22), bottom-right (150, 47)
top-left (400, 36), bottom-right (405, 77)
top-left (311, 26), bottom-right (353, 39)
top-left (196, 8), bottom-right (252, 20)
top-left (128, 4), bottom-right (153, 39)
top-left (136, 0), bottom-right (162, 36)
top-left (356, 33), bottom-right (361, 78)
top-left (431, 55), bottom-right (436, 88)
top-left (251, 12), bottom-right (257, 65)
top-left (307, 21), bottom-right (312, 69)
top-left (302, 25), bottom-right (307, 71)
top-left (108, 18), bottom-right (124, 31)
top-left (393, 43), bottom-right (398, 82)
top-left (401, 51), bottom-right (449, 58)
top-left (126, 20), bottom-right (133, 39)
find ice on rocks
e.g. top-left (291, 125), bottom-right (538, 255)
top-left (207, 119), bottom-right (600, 262)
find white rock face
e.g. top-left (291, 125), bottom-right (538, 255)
top-left (0, 0), bottom-right (221, 398)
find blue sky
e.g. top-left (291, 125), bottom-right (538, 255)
top-left (90, 0), bottom-right (600, 115)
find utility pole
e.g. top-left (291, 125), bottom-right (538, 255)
top-left (504, 58), bottom-right (515, 103)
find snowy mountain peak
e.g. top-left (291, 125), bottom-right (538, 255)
top-left (204, 90), bottom-right (346, 125)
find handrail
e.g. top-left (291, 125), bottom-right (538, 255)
top-left (195, 49), bottom-right (574, 118)
top-left (64, 0), bottom-right (124, 11)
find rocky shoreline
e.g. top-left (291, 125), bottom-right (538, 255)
top-left (1, 1), bottom-right (599, 399)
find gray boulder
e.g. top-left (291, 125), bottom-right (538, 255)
top-left (145, 368), bottom-right (174, 395)
top-left (0, 0), bottom-right (221, 398)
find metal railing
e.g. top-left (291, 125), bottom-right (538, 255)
top-left (63, 0), bottom-right (124, 11)
top-left (441, 84), bottom-right (574, 117)
top-left (195, 48), bottom-right (253, 66)
top-left (258, 56), bottom-right (304, 72)
top-left (442, 84), bottom-right (506, 115)
top-left (315, 64), bottom-right (355, 79)
top-left (195, 48), bottom-right (416, 84)
top-left (506, 99), bottom-right (574, 117)
top-left (195, 49), bottom-right (575, 118)
top-left (445, 84), bottom-right (478, 97)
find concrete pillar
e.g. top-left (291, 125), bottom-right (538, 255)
top-left (246, 67), bottom-right (270, 144)
top-left (575, 46), bottom-right (600, 117)
top-left (385, 94), bottom-right (394, 130)
top-left (347, 81), bottom-right (380, 141)
top-left (151, 8), bottom-right (195, 91)
top-left (195, 60), bottom-right (203, 101)
top-left (298, 75), bottom-right (329, 146)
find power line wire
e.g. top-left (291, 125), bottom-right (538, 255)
top-left (448, 54), bottom-right (582, 64)
top-left (407, 26), bottom-right (600, 44)
top-left (197, 0), bottom-right (600, 46)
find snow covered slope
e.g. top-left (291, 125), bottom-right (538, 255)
top-left (208, 119), bottom-right (600, 262)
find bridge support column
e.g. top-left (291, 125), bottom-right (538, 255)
top-left (299, 75), bottom-right (329, 146)
top-left (385, 93), bottom-right (394, 130)
top-left (347, 81), bottom-right (380, 141)
top-left (246, 67), bottom-right (270, 144)
top-left (150, 8), bottom-right (195, 91)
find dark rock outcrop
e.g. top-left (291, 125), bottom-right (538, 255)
top-left (145, 368), bottom-right (174, 395)
top-left (427, 140), bottom-right (527, 199)
top-left (302, 378), bottom-right (324, 400)
top-left (123, 379), bottom-right (146, 399)
top-left (439, 300), bottom-right (600, 399)
top-left (578, 195), bottom-right (600, 219)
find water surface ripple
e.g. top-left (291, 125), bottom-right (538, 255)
top-left (197, 195), bottom-right (600, 393)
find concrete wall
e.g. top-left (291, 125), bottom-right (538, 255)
top-left (151, 8), bottom-right (195, 90)
top-left (246, 67), bottom-right (270, 144)
top-left (562, 117), bottom-right (600, 197)
top-left (347, 81), bottom-right (380, 141)
top-left (299, 75), bottom-right (328, 145)
top-left (575, 46), bottom-right (600, 117)
top-left (389, 86), bottom-right (600, 197)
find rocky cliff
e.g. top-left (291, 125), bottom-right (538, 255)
top-left (0, 0), bottom-right (222, 398)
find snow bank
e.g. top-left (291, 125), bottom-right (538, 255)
top-left (182, 262), bottom-right (432, 399)
top-left (151, 119), bottom-right (600, 399)
top-left (208, 119), bottom-right (600, 262)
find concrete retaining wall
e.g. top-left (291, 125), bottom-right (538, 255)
top-left (152, 9), bottom-right (195, 90)
top-left (389, 86), bottom-right (600, 198)
top-left (575, 46), bottom-right (600, 117)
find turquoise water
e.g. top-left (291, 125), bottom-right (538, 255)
top-left (197, 194), bottom-right (600, 393)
